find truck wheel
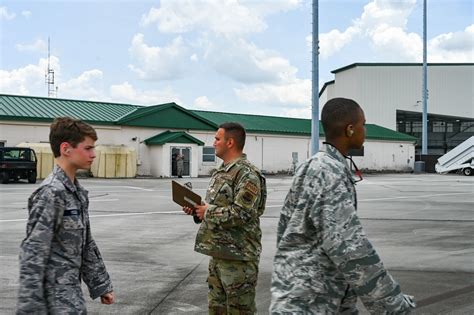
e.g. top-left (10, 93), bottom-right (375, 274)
top-left (463, 168), bottom-right (473, 176)
top-left (28, 171), bottom-right (37, 184)
top-left (1, 173), bottom-right (9, 184)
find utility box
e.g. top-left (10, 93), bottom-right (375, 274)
top-left (92, 145), bottom-right (137, 178)
top-left (414, 161), bottom-right (425, 173)
top-left (17, 143), bottom-right (137, 179)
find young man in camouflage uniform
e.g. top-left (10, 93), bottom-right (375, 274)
top-left (270, 98), bottom-right (416, 314)
top-left (183, 122), bottom-right (267, 314)
top-left (17, 117), bottom-right (115, 314)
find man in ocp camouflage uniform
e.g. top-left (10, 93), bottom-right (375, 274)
top-left (183, 122), bottom-right (266, 314)
top-left (271, 98), bottom-right (415, 314)
top-left (17, 117), bottom-right (114, 314)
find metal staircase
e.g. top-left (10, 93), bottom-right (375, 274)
top-left (435, 136), bottom-right (474, 175)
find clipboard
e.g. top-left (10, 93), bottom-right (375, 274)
top-left (172, 180), bottom-right (202, 208)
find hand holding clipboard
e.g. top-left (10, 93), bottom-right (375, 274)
top-left (172, 180), bottom-right (203, 223)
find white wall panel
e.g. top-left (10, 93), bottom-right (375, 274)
top-left (1, 121), bottom-right (417, 176)
top-left (322, 64), bottom-right (473, 129)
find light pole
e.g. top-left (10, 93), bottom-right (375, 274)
top-left (422, 0), bottom-right (428, 155)
top-left (311, 0), bottom-right (320, 155)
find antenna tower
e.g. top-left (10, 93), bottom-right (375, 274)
top-left (45, 37), bottom-right (57, 97)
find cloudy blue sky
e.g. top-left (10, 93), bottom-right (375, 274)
top-left (1, 0), bottom-right (473, 118)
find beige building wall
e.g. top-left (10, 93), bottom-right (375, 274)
top-left (320, 64), bottom-right (474, 129)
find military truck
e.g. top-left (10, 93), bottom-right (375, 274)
top-left (0, 147), bottom-right (38, 184)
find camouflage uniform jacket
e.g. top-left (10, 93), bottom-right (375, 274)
top-left (195, 154), bottom-right (267, 261)
top-left (270, 144), bottom-right (415, 314)
top-left (17, 165), bottom-right (113, 314)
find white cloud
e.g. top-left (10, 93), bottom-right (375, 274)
top-left (0, 56), bottom-right (60, 96)
top-left (109, 82), bottom-right (181, 105)
top-left (21, 10), bottom-right (32, 18)
top-left (193, 95), bottom-right (218, 110)
top-left (128, 33), bottom-right (190, 81)
top-left (235, 78), bottom-right (311, 107)
top-left (429, 24), bottom-right (474, 62)
top-left (283, 107), bottom-right (311, 119)
top-left (16, 39), bottom-right (48, 53)
top-left (60, 69), bottom-right (104, 100)
top-left (370, 25), bottom-right (422, 61)
top-left (201, 33), bottom-right (310, 108)
top-left (141, 1), bottom-right (263, 35)
top-left (0, 56), bottom-right (108, 101)
top-left (243, 0), bottom-right (301, 17)
top-left (205, 37), bottom-right (297, 84)
top-left (0, 6), bottom-right (15, 20)
top-left (140, 0), bottom-right (300, 35)
top-left (317, 0), bottom-right (417, 58)
top-left (138, 0), bottom-right (307, 107)
top-left (317, 26), bottom-right (359, 59)
top-left (317, 0), bottom-right (472, 62)
top-left (358, 0), bottom-right (416, 33)
top-left (0, 55), bottom-right (183, 104)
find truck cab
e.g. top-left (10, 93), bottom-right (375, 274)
top-left (0, 147), bottom-right (38, 184)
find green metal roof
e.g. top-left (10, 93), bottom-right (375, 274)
top-left (365, 124), bottom-right (416, 141)
top-left (144, 131), bottom-right (204, 146)
top-left (192, 110), bottom-right (416, 142)
top-left (331, 62), bottom-right (473, 74)
top-left (117, 103), bottom-right (216, 130)
top-left (0, 94), bottom-right (140, 124)
top-left (0, 94), bottom-right (415, 142)
top-left (192, 110), bottom-right (317, 136)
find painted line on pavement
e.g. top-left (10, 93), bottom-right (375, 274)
top-left (0, 210), bottom-right (184, 223)
top-left (121, 186), bottom-right (154, 191)
top-left (90, 211), bottom-right (183, 218)
top-left (359, 192), bottom-right (473, 202)
top-left (417, 284), bottom-right (474, 308)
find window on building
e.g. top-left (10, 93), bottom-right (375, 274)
top-left (412, 122), bottom-right (422, 133)
top-left (203, 146), bottom-right (216, 162)
top-left (0, 141), bottom-right (5, 148)
top-left (446, 123), bottom-right (453, 132)
top-left (397, 121), bottom-right (405, 133)
top-left (461, 121), bottom-right (474, 131)
top-left (405, 122), bottom-right (411, 133)
top-left (432, 122), bottom-right (445, 132)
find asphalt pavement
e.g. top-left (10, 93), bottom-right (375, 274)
top-left (0, 173), bottom-right (473, 314)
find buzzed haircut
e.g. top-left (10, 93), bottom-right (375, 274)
top-left (321, 98), bottom-right (362, 140)
top-left (49, 117), bottom-right (97, 158)
top-left (219, 122), bottom-right (246, 151)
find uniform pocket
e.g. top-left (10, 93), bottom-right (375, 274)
top-left (62, 210), bottom-right (84, 230)
top-left (58, 211), bottom-right (84, 256)
top-left (214, 182), bottom-right (233, 207)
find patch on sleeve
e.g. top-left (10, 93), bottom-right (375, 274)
top-left (242, 191), bottom-right (255, 204)
top-left (236, 183), bottom-right (259, 208)
top-left (244, 181), bottom-right (259, 195)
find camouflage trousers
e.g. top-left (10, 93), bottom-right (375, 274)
top-left (208, 257), bottom-right (258, 315)
top-left (46, 284), bottom-right (87, 314)
top-left (270, 285), bottom-right (359, 314)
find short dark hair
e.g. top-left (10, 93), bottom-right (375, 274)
top-left (49, 117), bottom-right (97, 158)
top-left (321, 98), bottom-right (362, 140)
top-left (219, 122), bottom-right (246, 151)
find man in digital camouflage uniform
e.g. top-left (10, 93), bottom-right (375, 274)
top-left (270, 98), bottom-right (416, 314)
top-left (183, 122), bottom-right (266, 314)
top-left (17, 117), bottom-right (115, 314)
